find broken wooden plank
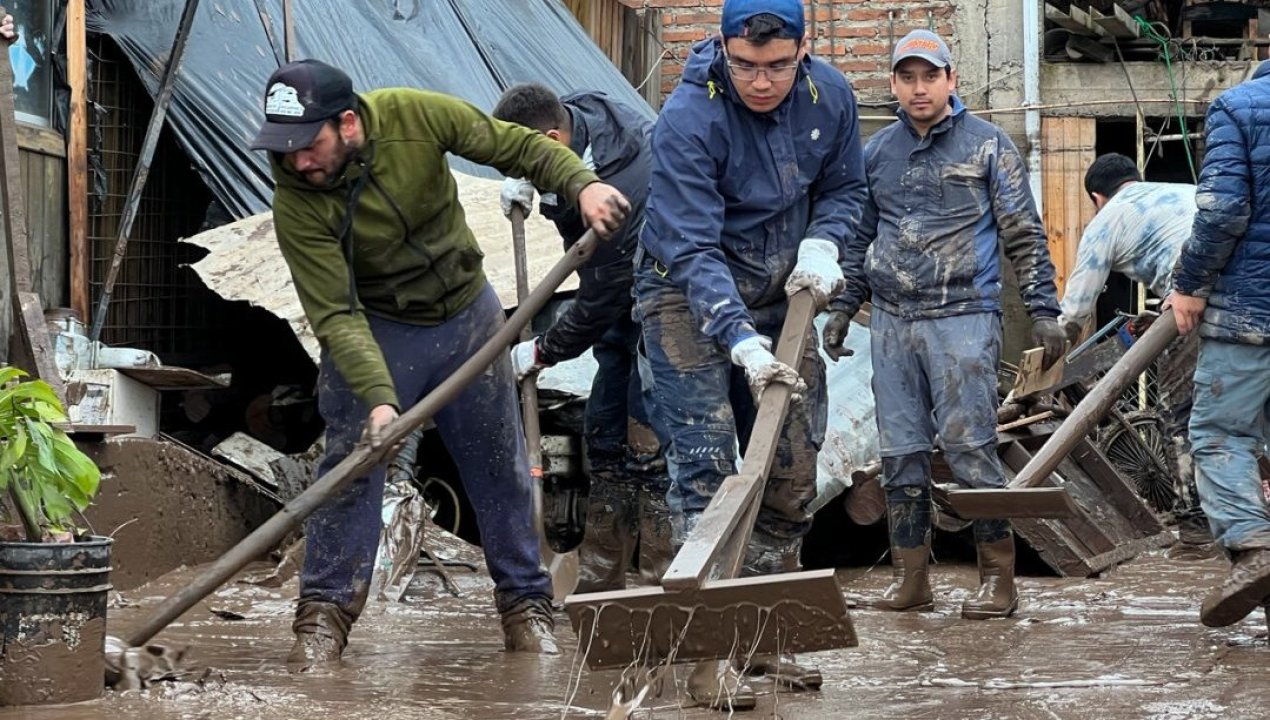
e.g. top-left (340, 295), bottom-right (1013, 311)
top-left (13, 292), bottom-right (63, 399)
top-left (1092, 5), bottom-right (1140, 38)
top-left (1012, 346), bottom-right (1066, 397)
top-left (998, 411), bottom-right (1056, 434)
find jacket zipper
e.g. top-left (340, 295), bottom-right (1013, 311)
top-left (367, 172), bottom-right (453, 316)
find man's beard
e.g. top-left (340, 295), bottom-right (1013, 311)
top-left (308, 135), bottom-right (357, 188)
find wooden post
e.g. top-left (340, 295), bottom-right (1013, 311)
top-left (67, 0), bottom-right (89, 322)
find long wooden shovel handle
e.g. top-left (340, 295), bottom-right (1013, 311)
top-left (123, 229), bottom-right (599, 647)
top-left (660, 290), bottom-right (817, 591)
top-left (508, 207), bottom-right (543, 478)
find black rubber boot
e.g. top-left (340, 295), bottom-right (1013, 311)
top-left (576, 478), bottom-right (639, 593)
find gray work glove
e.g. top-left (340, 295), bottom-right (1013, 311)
top-left (783, 238), bottom-right (845, 310)
top-left (1031, 316), bottom-right (1067, 370)
top-left (730, 335), bottom-right (807, 403)
top-left (510, 338), bottom-right (551, 382)
top-left (500, 177), bottom-right (535, 219)
top-left (821, 310), bottom-right (855, 362)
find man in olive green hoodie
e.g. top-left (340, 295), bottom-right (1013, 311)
top-left (251, 60), bottom-right (629, 672)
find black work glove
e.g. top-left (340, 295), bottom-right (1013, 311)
top-left (1032, 316), bottom-right (1067, 370)
top-left (822, 310), bottom-right (854, 361)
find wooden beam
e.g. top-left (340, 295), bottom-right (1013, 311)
top-left (1091, 5), bottom-right (1140, 39)
top-left (68, 0), bottom-right (89, 323)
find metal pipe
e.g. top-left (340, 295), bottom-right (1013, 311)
top-left (1023, 0), bottom-right (1043, 215)
top-left (1009, 309), bottom-right (1179, 489)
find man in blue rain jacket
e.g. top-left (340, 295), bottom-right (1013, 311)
top-left (826, 30), bottom-right (1064, 622)
top-left (635, 0), bottom-right (867, 710)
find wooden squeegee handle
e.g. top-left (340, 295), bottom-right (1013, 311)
top-left (123, 229), bottom-right (600, 647)
top-left (660, 290), bottom-right (816, 591)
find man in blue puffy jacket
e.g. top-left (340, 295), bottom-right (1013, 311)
top-left (827, 30), bottom-right (1064, 621)
top-left (635, 0), bottom-right (866, 710)
top-left (1169, 63), bottom-right (1270, 629)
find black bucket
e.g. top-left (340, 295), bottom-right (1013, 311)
top-left (0, 536), bottom-right (112, 705)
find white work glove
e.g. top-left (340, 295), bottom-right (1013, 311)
top-left (500, 177), bottom-right (535, 219)
top-left (783, 238), bottom-right (845, 310)
top-left (730, 335), bottom-right (807, 403)
top-left (511, 339), bottom-right (551, 382)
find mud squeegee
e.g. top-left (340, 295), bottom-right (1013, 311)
top-left (564, 291), bottom-right (857, 669)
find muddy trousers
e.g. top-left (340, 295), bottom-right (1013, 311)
top-left (578, 316), bottom-right (673, 592)
top-left (1155, 331), bottom-right (1210, 531)
top-left (634, 271), bottom-right (826, 566)
top-left (301, 285), bottom-right (552, 617)
top-left (872, 309), bottom-right (1011, 544)
top-left (1188, 339), bottom-right (1270, 553)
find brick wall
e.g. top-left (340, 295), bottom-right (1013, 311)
top-left (643, 0), bottom-right (957, 105)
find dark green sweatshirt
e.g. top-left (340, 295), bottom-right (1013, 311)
top-left (270, 88), bottom-right (601, 410)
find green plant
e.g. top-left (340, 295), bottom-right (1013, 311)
top-left (0, 366), bottom-right (101, 542)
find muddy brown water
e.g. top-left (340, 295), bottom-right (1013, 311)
top-left (1, 537), bottom-right (1266, 720)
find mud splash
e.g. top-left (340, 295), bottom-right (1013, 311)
top-left (5, 540), bottom-right (1267, 719)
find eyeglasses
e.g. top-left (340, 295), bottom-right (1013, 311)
top-left (725, 60), bottom-right (799, 82)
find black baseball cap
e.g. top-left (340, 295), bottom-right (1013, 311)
top-left (251, 59), bottom-right (356, 153)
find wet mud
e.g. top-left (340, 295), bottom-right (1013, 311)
top-left (3, 534), bottom-right (1267, 719)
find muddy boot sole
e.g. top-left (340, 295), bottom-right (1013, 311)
top-left (1200, 571), bottom-right (1270, 628)
top-left (743, 657), bottom-right (824, 691)
top-left (860, 597), bottom-right (935, 612)
top-left (961, 596), bottom-right (1019, 620)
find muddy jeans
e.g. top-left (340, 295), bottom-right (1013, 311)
top-left (1155, 330), bottom-right (1207, 526)
top-left (1188, 339), bottom-right (1270, 552)
top-left (634, 269), bottom-right (826, 546)
top-left (586, 312), bottom-right (665, 485)
top-left (302, 284), bottom-right (552, 616)
top-left (871, 309), bottom-right (1006, 493)
top-left (578, 312), bottom-right (671, 590)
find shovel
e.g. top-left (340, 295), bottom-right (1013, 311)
top-left (565, 290), bottom-right (856, 670)
top-left (937, 309), bottom-right (1180, 519)
top-left (509, 206), bottom-right (579, 604)
top-left (115, 228), bottom-right (604, 653)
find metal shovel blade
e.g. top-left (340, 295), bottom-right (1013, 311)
top-left (564, 569), bottom-right (855, 670)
